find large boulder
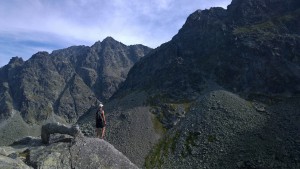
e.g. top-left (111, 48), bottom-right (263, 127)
top-left (41, 122), bottom-right (83, 144)
top-left (70, 137), bottom-right (138, 169)
top-left (0, 154), bottom-right (32, 169)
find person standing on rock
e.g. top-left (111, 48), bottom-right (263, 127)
top-left (95, 103), bottom-right (106, 139)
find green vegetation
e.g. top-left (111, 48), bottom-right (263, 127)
top-left (19, 149), bottom-right (31, 165)
top-left (233, 9), bottom-right (300, 41)
top-left (247, 93), bottom-right (284, 105)
top-left (278, 8), bottom-right (300, 22)
top-left (207, 134), bottom-right (217, 143)
top-left (151, 115), bottom-right (167, 135)
top-left (183, 102), bottom-right (192, 112)
top-left (147, 94), bottom-right (169, 106)
top-left (181, 132), bottom-right (200, 157)
top-left (145, 132), bottom-right (180, 169)
top-left (233, 21), bottom-right (275, 35)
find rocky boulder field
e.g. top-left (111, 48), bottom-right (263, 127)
top-left (145, 90), bottom-right (300, 169)
top-left (0, 123), bottom-right (138, 169)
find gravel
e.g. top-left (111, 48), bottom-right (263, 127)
top-left (146, 90), bottom-right (300, 169)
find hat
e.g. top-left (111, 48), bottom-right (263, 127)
top-left (99, 103), bottom-right (104, 107)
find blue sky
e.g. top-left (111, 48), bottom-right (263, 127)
top-left (0, 0), bottom-right (232, 67)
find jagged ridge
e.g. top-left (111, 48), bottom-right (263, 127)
top-left (0, 37), bottom-right (151, 124)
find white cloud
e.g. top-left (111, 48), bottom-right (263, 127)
top-left (0, 0), bottom-right (232, 67)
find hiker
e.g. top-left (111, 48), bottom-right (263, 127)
top-left (95, 103), bottom-right (106, 139)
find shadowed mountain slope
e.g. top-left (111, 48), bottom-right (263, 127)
top-left (118, 0), bottom-right (300, 100)
top-left (103, 0), bottom-right (300, 168)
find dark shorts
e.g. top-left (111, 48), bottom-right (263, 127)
top-left (96, 122), bottom-right (106, 128)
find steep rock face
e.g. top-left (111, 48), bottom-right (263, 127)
top-left (0, 37), bottom-right (151, 124)
top-left (0, 57), bottom-right (24, 121)
top-left (228, 0), bottom-right (300, 24)
top-left (119, 0), bottom-right (300, 100)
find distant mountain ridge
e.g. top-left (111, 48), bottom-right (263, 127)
top-left (0, 37), bottom-right (151, 123)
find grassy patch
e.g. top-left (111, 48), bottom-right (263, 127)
top-left (19, 149), bottom-right (35, 167)
top-left (278, 8), bottom-right (300, 22)
top-left (233, 21), bottom-right (275, 35)
top-left (182, 132), bottom-right (200, 156)
top-left (207, 134), bottom-right (217, 143)
top-left (145, 132), bottom-right (180, 169)
top-left (19, 149), bottom-right (30, 159)
top-left (183, 102), bottom-right (192, 112)
top-left (247, 93), bottom-right (284, 105)
top-left (147, 94), bottom-right (169, 106)
top-left (233, 9), bottom-right (300, 38)
top-left (151, 115), bottom-right (167, 135)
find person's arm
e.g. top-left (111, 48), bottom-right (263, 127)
top-left (95, 111), bottom-right (97, 124)
top-left (102, 111), bottom-right (106, 125)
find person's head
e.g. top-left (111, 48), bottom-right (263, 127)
top-left (99, 103), bottom-right (104, 109)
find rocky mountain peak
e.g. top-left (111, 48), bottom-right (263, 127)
top-left (90, 37), bottom-right (126, 54)
top-left (31, 51), bottom-right (49, 58)
top-left (8, 57), bottom-right (24, 66)
top-left (102, 36), bottom-right (126, 49)
top-left (102, 36), bottom-right (117, 43)
top-left (92, 36), bottom-right (121, 47)
top-left (178, 7), bottom-right (227, 36)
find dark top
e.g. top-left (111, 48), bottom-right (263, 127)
top-left (96, 110), bottom-right (105, 128)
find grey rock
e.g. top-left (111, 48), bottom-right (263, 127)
top-left (7, 153), bottom-right (18, 159)
top-left (0, 154), bottom-right (33, 169)
top-left (0, 148), bottom-right (8, 156)
top-left (41, 122), bottom-right (83, 144)
top-left (11, 136), bottom-right (42, 147)
top-left (70, 137), bottom-right (138, 169)
top-left (236, 161), bottom-right (244, 168)
top-left (0, 135), bottom-right (138, 169)
top-left (28, 137), bottom-right (139, 169)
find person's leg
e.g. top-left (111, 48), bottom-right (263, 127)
top-left (101, 127), bottom-right (106, 139)
top-left (95, 128), bottom-right (101, 138)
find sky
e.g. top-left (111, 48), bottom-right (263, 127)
top-left (0, 0), bottom-right (232, 67)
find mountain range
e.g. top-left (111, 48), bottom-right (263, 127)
top-left (0, 0), bottom-right (299, 168)
top-left (0, 37), bottom-right (151, 124)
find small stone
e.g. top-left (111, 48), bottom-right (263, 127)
top-left (0, 148), bottom-right (8, 156)
top-left (191, 149), bottom-right (198, 155)
top-left (276, 137), bottom-right (283, 142)
top-left (237, 161), bottom-right (244, 168)
top-left (8, 153), bottom-right (18, 159)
